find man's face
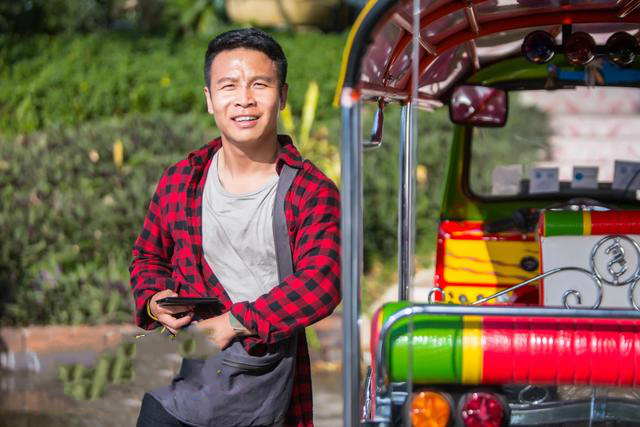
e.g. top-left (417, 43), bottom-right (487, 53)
top-left (204, 48), bottom-right (287, 147)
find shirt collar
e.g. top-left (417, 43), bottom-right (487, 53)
top-left (187, 134), bottom-right (304, 172)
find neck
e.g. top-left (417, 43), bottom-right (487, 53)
top-left (218, 135), bottom-right (279, 178)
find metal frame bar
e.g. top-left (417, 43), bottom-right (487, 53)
top-left (398, 103), bottom-right (416, 301)
top-left (392, 12), bottom-right (438, 55)
top-left (341, 96), bottom-right (363, 427)
top-left (470, 266), bottom-right (603, 308)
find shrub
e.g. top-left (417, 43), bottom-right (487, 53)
top-left (0, 30), bottom-right (347, 135)
top-left (0, 112), bottom-right (216, 325)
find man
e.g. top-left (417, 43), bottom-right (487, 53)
top-left (129, 28), bottom-right (341, 426)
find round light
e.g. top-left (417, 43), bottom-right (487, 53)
top-left (522, 30), bottom-right (556, 64)
top-left (606, 31), bottom-right (638, 65)
top-left (565, 31), bottom-right (596, 65)
top-left (459, 391), bottom-right (506, 427)
top-left (411, 391), bottom-right (451, 427)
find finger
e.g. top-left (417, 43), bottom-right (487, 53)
top-left (152, 289), bottom-right (176, 302)
top-left (160, 305), bottom-right (194, 314)
top-left (175, 313), bottom-right (194, 328)
top-left (162, 312), bottom-right (193, 331)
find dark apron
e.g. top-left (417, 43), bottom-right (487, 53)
top-left (148, 164), bottom-right (299, 427)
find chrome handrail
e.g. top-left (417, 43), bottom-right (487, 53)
top-left (471, 266), bottom-right (603, 309)
top-left (374, 304), bottom-right (640, 403)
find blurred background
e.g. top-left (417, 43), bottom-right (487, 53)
top-left (0, 0), bottom-right (456, 329)
top-left (0, 1), bottom-right (465, 425)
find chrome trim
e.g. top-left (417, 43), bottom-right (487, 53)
top-left (398, 103), bottom-right (416, 301)
top-left (590, 235), bottom-right (640, 287)
top-left (510, 398), bottom-right (640, 424)
top-left (341, 98), bottom-right (363, 427)
top-left (518, 385), bottom-right (550, 405)
top-left (427, 287), bottom-right (445, 303)
top-left (467, 40), bottom-right (480, 70)
top-left (629, 277), bottom-right (640, 310)
top-left (471, 266), bottom-right (603, 308)
top-left (464, 0), bottom-right (480, 35)
top-left (361, 366), bottom-right (373, 421)
top-left (392, 13), bottom-right (438, 55)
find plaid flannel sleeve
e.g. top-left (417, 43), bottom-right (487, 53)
top-left (230, 178), bottom-right (341, 344)
top-left (129, 169), bottom-right (176, 330)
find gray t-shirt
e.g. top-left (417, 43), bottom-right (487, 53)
top-left (202, 150), bottom-right (280, 304)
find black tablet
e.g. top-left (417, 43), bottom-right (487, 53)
top-left (157, 297), bottom-right (221, 306)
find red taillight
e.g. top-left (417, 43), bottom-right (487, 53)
top-left (459, 391), bottom-right (506, 427)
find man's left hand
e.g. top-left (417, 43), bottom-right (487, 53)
top-left (193, 312), bottom-right (238, 349)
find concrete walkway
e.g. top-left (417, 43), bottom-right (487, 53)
top-left (0, 270), bottom-right (435, 426)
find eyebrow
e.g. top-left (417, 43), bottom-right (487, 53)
top-left (215, 75), bottom-right (275, 85)
top-left (250, 75), bottom-right (275, 83)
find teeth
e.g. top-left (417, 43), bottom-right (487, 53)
top-left (234, 116), bottom-right (257, 122)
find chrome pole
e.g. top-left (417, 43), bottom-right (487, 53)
top-left (398, 102), bottom-right (416, 301)
top-left (341, 92), bottom-right (362, 427)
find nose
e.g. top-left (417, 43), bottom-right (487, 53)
top-left (235, 87), bottom-right (256, 108)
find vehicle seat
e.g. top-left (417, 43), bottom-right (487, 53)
top-left (538, 210), bottom-right (640, 309)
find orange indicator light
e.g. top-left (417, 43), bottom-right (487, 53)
top-left (411, 391), bottom-right (451, 427)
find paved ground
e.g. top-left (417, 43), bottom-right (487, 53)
top-left (0, 326), bottom-right (343, 427)
top-left (0, 270), bottom-right (435, 426)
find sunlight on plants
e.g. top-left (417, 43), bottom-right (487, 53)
top-left (280, 81), bottom-right (340, 185)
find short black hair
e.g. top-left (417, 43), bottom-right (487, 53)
top-left (204, 28), bottom-right (287, 89)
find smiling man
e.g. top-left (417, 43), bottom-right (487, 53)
top-left (130, 29), bottom-right (341, 426)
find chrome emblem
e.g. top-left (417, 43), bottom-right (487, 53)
top-left (591, 235), bottom-right (640, 286)
top-left (605, 237), bottom-right (628, 280)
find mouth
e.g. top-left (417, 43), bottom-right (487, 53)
top-left (232, 115), bottom-right (260, 124)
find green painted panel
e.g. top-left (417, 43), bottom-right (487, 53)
top-left (544, 211), bottom-right (583, 236)
top-left (378, 303), bottom-right (463, 383)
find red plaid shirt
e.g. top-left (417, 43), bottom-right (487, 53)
top-left (129, 135), bottom-right (341, 426)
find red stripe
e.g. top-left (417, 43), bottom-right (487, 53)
top-left (591, 211), bottom-right (640, 235)
top-left (482, 316), bottom-right (640, 386)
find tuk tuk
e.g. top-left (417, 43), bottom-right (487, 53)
top-left (337, 0), bottom-right (640, 426)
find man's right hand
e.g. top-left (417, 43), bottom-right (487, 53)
top-left (149, 290), bottom-right (195, 335)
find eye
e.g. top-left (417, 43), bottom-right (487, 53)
top-left (221, 84), bottom-right (234, 90)
top-left (254, 82), bottom-right (267, 88)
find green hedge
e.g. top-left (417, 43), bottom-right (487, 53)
top-left (0, 113), bottom-right (216, 325)
top-left (0, 30), bottom-right (347, 135)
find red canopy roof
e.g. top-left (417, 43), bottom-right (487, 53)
top-left (335, 0), bottom-right (640, 107)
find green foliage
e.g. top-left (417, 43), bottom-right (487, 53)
top-left (361, 106), bottom-right (454, 271)
top-left (469, 97), bottom-right (551, 195)
top-left (280, 81), bottom-right (341, 184)
top-left (0, 0), bottom-right (113, 35)
top-left (58, 341), bottom-right (136, 401)
top-left (0, 113), bottom-right (216, 326)
top-left (0, 0), bottom-right (227, 36)
top-left (0, 30), bottom-right (347, 135)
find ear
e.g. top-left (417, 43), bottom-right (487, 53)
top-left (203, 86), bottom-right (214, 115)
top-left (279, 83), bottom-right (289, 110)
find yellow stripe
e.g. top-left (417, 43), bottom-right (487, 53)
top-left (462, 316), bottom-right (483, 384)
top-left (443, 240), bottom-right (539, 285)
top-left (583, 211), bottom-right (591, 235)
top-left (333, 0), bottom-right (379, 107)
